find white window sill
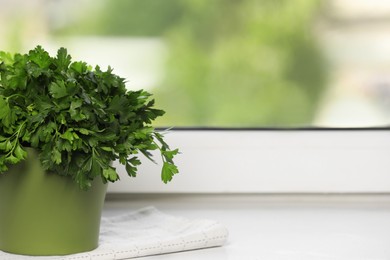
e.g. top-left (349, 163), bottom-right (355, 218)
top-left (104, 193), bottom-right (390, 260)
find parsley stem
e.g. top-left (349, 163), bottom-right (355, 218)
top-left (6, 121), bottom-right (26, 156)
top-left (152, 140), bottom-right (166, 164)
top-left (6, 94), bottom-right (26, 101)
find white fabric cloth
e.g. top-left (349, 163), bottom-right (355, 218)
top-left (0, 207), bottom-right (229, 259)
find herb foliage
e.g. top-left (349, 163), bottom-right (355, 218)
top-left (0, 46), bottom-right (179, 190)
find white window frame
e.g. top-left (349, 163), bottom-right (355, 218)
top-left (108, 129), bottom-right (390, 194)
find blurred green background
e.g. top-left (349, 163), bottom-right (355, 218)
top-left (1, 0), bottom-right (329, 127)
top-left (57, 0), bottom-right (327, 127)
top-left (2, 0), bottom-right (390, 128)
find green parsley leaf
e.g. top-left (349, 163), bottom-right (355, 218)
top-left (102, 167), bottom-right (119, 182)
top-left (14, 145), bottom-right (27, 160)
top-left (55, 47), bottom-right (72, 70)
top-left (28, 46), bottom-right (51, 69)
top-left (49, 81), bottom-right (68, 99)
top-left (161, 162), bottom-right (179, 184)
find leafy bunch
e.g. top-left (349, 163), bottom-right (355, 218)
top-left (0, 46), bottom-right (179, 190)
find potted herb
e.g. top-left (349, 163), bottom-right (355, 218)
top-left (0, 46), bottom-right (179, 256)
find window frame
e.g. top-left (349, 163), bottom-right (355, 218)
top-left (108, 128), bottom-right (390, 194)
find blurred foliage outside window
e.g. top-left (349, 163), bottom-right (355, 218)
top-left (1, 0), bottom-right (389, 127)
top-left (58, 0), bottom-right (326, 127)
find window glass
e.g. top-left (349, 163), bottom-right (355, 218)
top-left (1, 0), bottom-right (389, 127)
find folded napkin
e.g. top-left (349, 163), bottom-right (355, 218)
top-left (0, 207), bottom-right (229, 260)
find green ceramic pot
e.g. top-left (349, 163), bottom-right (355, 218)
top-left (0, 148), bottom-right (108, 256)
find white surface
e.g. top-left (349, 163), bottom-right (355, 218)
top-left (103, 194), bottom-right (390, 260)
top-left (0, 207), bottom-right (227, 260)
top-left (108, 130), bottom-right (390, 193)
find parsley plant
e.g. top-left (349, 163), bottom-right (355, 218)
top-left (0, 46), bottom-right (179, 190)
